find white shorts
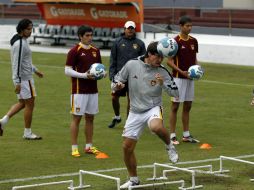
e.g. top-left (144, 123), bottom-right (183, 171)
top-left (122, 106), bottom-right (163, 140)
top-left (171, 78), bottom-right (194, 102)
top-left (70, 93), bottom-right (98, 116)
top-left (17, 79), bottom-right (36, 100)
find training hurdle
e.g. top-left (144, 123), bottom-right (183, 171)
top-left (12, 180), bottom-right (74, 190)
top-left (128, 180), bottom-right (185, 190)
top-left (213, 155), bottom-right (254, 182)
top-left (147, 163), bottom-right (203, 190)
top-left (71, 170), bottom-right (120, 190)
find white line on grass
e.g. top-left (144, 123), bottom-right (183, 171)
top-left (1, 61), bottom-right (253, 87)
top-left (1, 154), bottom-right (254, 184)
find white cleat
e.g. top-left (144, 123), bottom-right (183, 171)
top-left (23, 133), bottom-right (42, 140)
top-left (120, 180), bottom-right (140, 189)
top-left (167, 143), bottom-right (179, 164)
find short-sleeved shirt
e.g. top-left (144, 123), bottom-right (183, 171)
top-left (66, 43), bottom-right (102, 94)
top-left (172, 35), bottom-right (198, 78)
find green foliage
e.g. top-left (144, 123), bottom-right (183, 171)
top-left (0, 49), bottom-right (254, 189)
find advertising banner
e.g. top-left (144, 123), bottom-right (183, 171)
top-left (37, 2), bottom-right (143, 31)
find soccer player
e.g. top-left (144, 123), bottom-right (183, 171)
top-left (167, 15), bottom-right (200, 145)
top-left (112, 42), bottom-right (179, 189)
top-left (0, 19), bottom-right (43, 139)
top-left (108, 21), bottom-right (146, 128)
top-left (65, 25), bottom-right (105, 157)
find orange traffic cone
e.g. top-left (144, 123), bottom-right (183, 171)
top-left (96, 152), bottom-right (109, 159)
top-left (200, 143), bottom-right (212, 150)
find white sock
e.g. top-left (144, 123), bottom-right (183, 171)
top-left (24, 128), bottom-right (32, 135)
top-left (183, 131), bottom-right (190, 137)
top-left (0, 115), bottom-right (9, 128)
top-left (130, 176), bottom-right (139, 183)
top-left (72, 145), bottom-right (78, 151)
top-left (170, 133), bottom-right (176, 139)
top-left (114, 115), bottom-right (121, 120)
top-left (85, 143), bottom-right (92, 149)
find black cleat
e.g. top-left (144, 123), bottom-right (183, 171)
top-left (108, 118), bottom-right (121, 128)
top-left (0, 123), bottom-right (3, 136)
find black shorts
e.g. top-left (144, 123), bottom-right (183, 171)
top-left (112, 82), bottom-right (128, 97)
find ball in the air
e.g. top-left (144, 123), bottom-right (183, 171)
top-left (157, 37), bottom-right (178, 57)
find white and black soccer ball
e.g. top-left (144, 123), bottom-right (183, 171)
top-left (157, 37), bottom-right (178, 57)
top-left (188, 65), bottom-right (204, 80)
top-left (89, 63), bottom-right (106, 80)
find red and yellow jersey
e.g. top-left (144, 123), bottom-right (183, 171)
top-left (66, 43), bottom-right (102, 94)
top-left (173, 34), bottom-right (198, 78)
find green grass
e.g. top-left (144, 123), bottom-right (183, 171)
top-left (0, 48), bottom-right (254, 189)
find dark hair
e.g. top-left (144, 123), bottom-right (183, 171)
top-left (179, 15), bottom-right (192, 25)
top-left (16, 19), bottom-right (33, 34)
top-left (77, 25), bottom-right (93, 38)
top-left (145, 41), bottom-right (160, 58)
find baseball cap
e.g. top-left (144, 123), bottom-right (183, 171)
top-left (124, 21), bottom-right (136, 29)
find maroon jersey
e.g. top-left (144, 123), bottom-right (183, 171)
top-left (173, 35), bottom-right (198, 78)
top-left (66, 43), bottom-right (102, 94)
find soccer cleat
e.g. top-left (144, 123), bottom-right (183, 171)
top-left (182, 135), bottom-right (200, 143)
top-left (167, 144), bottom-right (179, 164)
top-left (71, 149), bottom-right (80, 157)
top-left (120, 180), bottom-right (140, 189)
top-left (171, 136), bottom-right (179, 145)
top-left (108, 118), bottom-right (121, 128)
top-left (85, 146), bottom-right (100, 155)
top-left (0, 123), bottom-right (3, 136)
top-left (23, 133), bottom-right (42, 140)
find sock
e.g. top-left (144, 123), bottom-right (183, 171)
top-left (114, 115), bottom-right (121, 120)
top-left (183, 131), bottom-right (190, 137)
top-left (72, 145), bottom-right (78, 151)
top-left (170, 133), bottom-right (176, 139)
top-left (85, 143), bottom-right (92, 149)
top-left (130, 176), bottom-right (139, 183)
top-left (0, 115), bottom-right (9, 128)
top-left (24, 128), bottom-right (32, 135)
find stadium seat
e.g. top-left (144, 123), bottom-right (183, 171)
top-left (93, 27), bottom-right (102, 41)
top-left (109, 28), bottom-right (121, 41)
top-left (100, 27), bottom-right (111, 42)
top-left (60, 25), bottom-right (71, 39)
top-left (69, 26), bottom-right (78, 40)
top-left (43, 25), bottom-right (54, 38)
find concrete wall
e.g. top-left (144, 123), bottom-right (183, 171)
top-left (1, 25), bottom-right (254, 66)
top-left (223, 0), bottom-right (254, 9)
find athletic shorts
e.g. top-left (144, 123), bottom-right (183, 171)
top-left (70, 93), bottom-right (98, 116)
top-left (17, 79), bottom-right (36, 100)
top-left (122, 106), bottom-right (163, 140)
top-left (111, 82), bottom-right (128, 97)
top-left (171, 78), bottom-right (194, 102)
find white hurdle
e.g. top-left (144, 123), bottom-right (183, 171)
top-left (214, 155), bottom-right (254, 182)
top-left (147, 163), bottom-right (203, 190)
top-left (71, 170), bottom-right (120, 190)
top-left (12, 180), bottom-right (74, 190)
top-left (128, 180), bottom-right (185, 190)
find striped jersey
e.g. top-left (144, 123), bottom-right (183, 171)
top-left (66, 43), bottom-right (102, 94)
top-left (172, 34), bottom-right (198, 78)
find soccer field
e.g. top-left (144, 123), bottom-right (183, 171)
top-left (0, 49), bottom-right (254, 190)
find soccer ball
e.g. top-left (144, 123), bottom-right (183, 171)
top-left (89, 63), bottom-right (106, 80)
top-left (157, 37), bottom-right (178, 57)
top-left (188, 65), bottom-right (204, 80)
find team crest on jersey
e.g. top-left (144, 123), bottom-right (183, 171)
top-left (191, 44), bottom-right (195, 50)
top-left (76, 108), bottom-right (80, 113)
top-left (133, 44), bottom-right (138, 49)
top-left (121, 43), bottom-right (126, 47)
top-left (92, 51), bottom-right (97, 57)
top-left (151, 80), bottom-right (157, 86)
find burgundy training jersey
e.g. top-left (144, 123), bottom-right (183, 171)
top-left (66, 43), bottom-right (102, 94)
top-left (173, 35), bottom-right (198, 78)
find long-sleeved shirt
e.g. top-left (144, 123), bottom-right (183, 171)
top-left (10, 34), bottom-right (37, 85)
top-left (113, 56), bottom-right (179, 113)
top-left (109, 35), bottom-right (146, 80)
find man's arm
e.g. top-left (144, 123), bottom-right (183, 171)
top-left (167, 57), bottom-right (189, 78)
top-left (109, 40), bottom-right (118, 80)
